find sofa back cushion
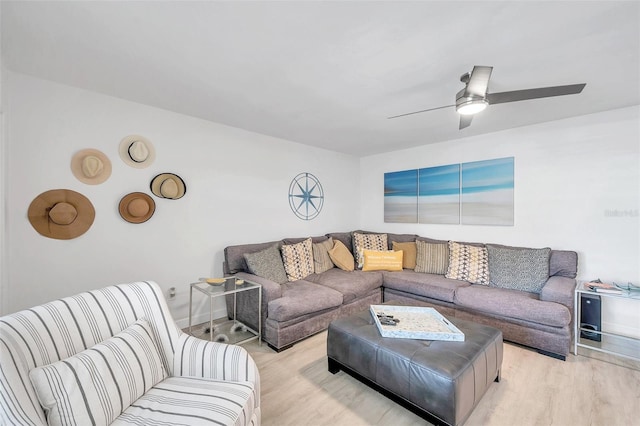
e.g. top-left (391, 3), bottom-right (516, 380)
top-left (325, 232), bottom-right (354, 253)
top-left (549, 250), bottom-right (578, 278)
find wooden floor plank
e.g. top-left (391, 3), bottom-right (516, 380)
top-left (243, 331), bottom-right (640, 426)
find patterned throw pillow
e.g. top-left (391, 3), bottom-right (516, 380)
top-left (328, 240), bottom-right (355, 271)
top-left (281, 237), bottom-right (314, 281)
top-left (414, 240), bottom-right (449, 274)
top-left (445, 241), bottom-right (490, 285)
top-left (244, 244), bottom-right (288, 284)
top-left (362, 250), bottom-right (403, 272)
top-left (353, 233), bottom-right (388, 269)
top-left (312, 237), bottom-right (335, 274)
top-left (392, 241), bottom-right (417, 269)
top-left (487, 245), bottom-right (551, 293)
top-left (29, 319), bottom-right (167, 426)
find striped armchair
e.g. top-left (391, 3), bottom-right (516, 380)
top-left (0, 281), bottom-right (260, 425)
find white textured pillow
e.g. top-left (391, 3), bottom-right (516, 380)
top-left (29, 319), bottom-right (167, 426)
top-left (281, 237), bottom-right (314, 281)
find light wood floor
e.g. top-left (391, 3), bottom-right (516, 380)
top-left (243, 332), bottom-right (640, 426)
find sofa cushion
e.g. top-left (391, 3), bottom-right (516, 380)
top-left (313, 237), bottom-right (335, 274)
top-left (392, 241), bottom-right (417, 269)
top-left (353, 232), bottom-right (388, 269)
top-left (328, 240), bottom-right (355, 271)
top-left (116, 376), bottom-right (256, 426)
top-left (29, 319), bottom-right (167, 426)
top-left (487, 244), bottom-right (551, 293)
top-left (454, 285), bottom-right (571, 328)
top-left (386, 233), bottom-right (417, 249)
top-left (268, 281), bottom-right (343, 322)
top-left (281, 238), bottom-right (314, 281)
top-left (415, 240), bottom-right (449, 274)
top-left (304, 268), bottom-right (383, 303)
top-left (325, 232), bottom-right (353, 252)
top-left (382, 270), bottom-right (470, 303)
top-left (243, 244), bottom-right (288, 284)
top-left (362, 249), bottom-right (403, 272)
top-left (445, 241), bottom-right (489, 285)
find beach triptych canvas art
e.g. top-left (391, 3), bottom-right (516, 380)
top-left (384, 157), bottom-right (514, 226)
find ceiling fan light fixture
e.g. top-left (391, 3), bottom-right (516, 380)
top-left (456, 98), bottom-right (488, 115)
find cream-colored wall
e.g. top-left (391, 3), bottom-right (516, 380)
top-left (2, 72), bottom-right (360, 325)
top-left (359, 106), bottom-right (640, 337)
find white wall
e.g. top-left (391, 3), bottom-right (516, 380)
top-left (360, 106), bottom-right (640, 336)
top-left (2, 72), bottom-right (360, 325)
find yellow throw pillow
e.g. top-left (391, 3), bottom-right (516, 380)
top-left (328, 240), bottom-right (355, 271)
top-left (392, 241), bottom-right (416, 269)
top-left (362, 249), bottom-right (403, 272)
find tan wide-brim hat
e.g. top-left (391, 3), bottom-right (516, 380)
top-left (119, 135), bottom-right (156, 168)
top-left (28, 189), bottom-right (96, 240)
top-left (150, 173), bottom-right (186, 200)
top-left (70, 148), bottom-right (112, 185)
top-left (119, 192), bottom-right (156, 224)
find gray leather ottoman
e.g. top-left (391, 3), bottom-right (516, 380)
top-left (327, 307), bottom-right (503, 426)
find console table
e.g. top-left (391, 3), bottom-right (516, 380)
top-left (188, 277), bottom-right (261, 345)
top-left (574, 282), bottom-right (640, 363)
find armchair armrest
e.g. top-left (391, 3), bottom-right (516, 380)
top-left (540, 276), bottom-right (577, 309)
top-left (173, 332), bottom-right (260, 407)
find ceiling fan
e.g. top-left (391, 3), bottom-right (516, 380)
top-left (388, 66), bottom-right (586, 129)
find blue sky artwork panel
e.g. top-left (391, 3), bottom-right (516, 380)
top-left (418, 164), bottom-right (460, 224)
top-left (461, 157), bottom-right (514, 226)
top-left (384, 169), bottom-right (418, 223)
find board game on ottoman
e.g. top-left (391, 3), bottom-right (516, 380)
top-left (327, 305), bottom-right (503, 426)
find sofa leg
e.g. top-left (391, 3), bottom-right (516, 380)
top-left (494, 370), bottom-right (501, 383)
top-left (268, 343), bottom-right (293, 353)
top-left (537, 349), bottom-right (566, 361)
top-left (328, 357), bottom-right (341, 374)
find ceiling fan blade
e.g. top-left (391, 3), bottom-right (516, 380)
top-left (387, 104), bottom-right (455, 119)
top-left (486, 83), bottom-right (586, 105)
top-left (464, 66), bottom-right (493, 97)
top-left (459, 115), bottom-right (473, 129)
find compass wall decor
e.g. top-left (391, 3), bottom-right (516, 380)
top-left (288, 172), bottom-right (324, 220)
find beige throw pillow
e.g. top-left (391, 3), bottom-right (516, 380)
top-left (445, 241), bottom-right (490, 285)
top-left (312, 237), bottom-right (335, 274)
top-left (392, 241), bottom-right (417, 269)
top-left (281, 237), bottom-right (314, 281)
top-left (414, 240), bottom-right (449, 274)
top-left (328, 240), bottom-right (355, 271)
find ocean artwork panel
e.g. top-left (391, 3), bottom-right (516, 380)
top-left (384, 169), bottom-right (418, 223)
top-left (461, 157), bottom-right (514, 226)
top-left (418, 164), bottom-right (460, 224)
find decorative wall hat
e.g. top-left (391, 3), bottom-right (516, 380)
top-left (119, 192), bottom-right (156, 223)
top-left (119, 135), bottom-right (156, 168)
top-left (150, 173), bottom-right (186, 200)
top-left (28, 189), bottom-right (95, 240)
top-left (70, 148), bottom-right (112, 185)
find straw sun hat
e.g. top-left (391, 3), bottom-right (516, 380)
top-left (150, 173), bottom-right (186, 200)
top-left (118, 192), bottom-right (156, 224)
top-left (119, 135), bottom-right (156, 168)
top-left (70, 149), bottom-right (112, 185)
top-left (28, 189), bottom-right (96, 240)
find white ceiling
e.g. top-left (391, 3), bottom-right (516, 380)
top-left (2, 1), bottom-right (639, 156)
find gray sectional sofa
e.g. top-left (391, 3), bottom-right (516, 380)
top-left (223, 231), bottom-right (578, 360)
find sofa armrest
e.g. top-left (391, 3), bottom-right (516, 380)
top-left (173, 332), bottom-right (260, 407)
top-left (234, 272), bottom-right (283, 301)
top-left (540, 276), bottom-right (577, 309)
